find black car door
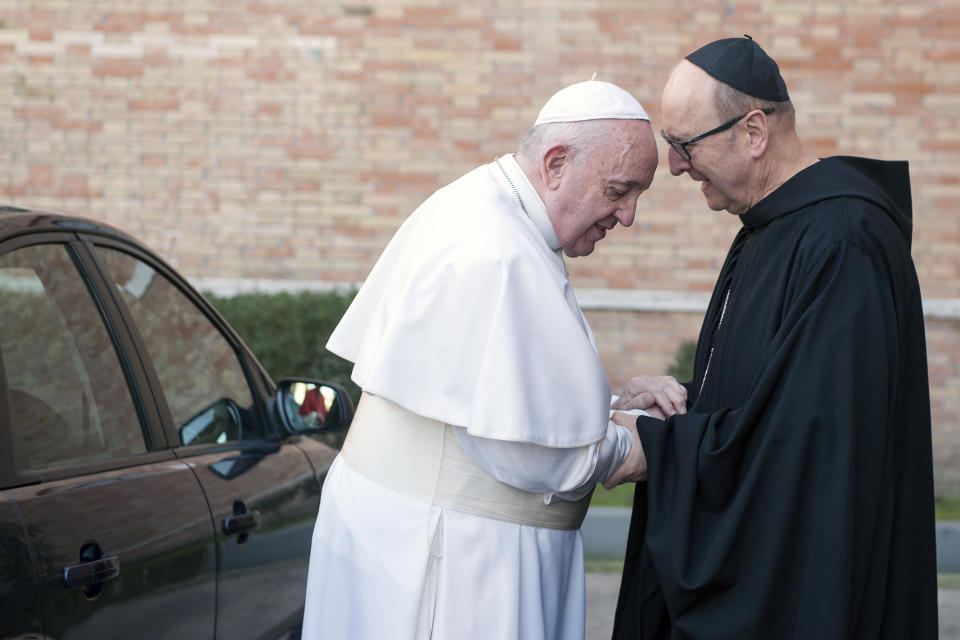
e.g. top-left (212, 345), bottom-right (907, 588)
top-left (0, 237), bottom-right (217, 639)
top-left (0, 491), bottom-right (43, 636)
top-left (89, 240), bottom-right (324, 639)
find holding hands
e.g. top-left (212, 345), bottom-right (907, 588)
top-left (603, 375), bottom-right (687, 489)
top-left (611, 375), bottom-right (687, 419)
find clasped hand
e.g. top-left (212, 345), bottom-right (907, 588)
top-left (603, 375), bottom-right (687, 489)
top-left (611, 374), bottom-right (687, 419)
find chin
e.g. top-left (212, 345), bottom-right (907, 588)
top-left (566, 244), bottom-right (595, 258)
top-left (702, 194), bottom-right (729, 212)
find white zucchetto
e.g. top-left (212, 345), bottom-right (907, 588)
top-left (534, 79), bottom-right (650, 126)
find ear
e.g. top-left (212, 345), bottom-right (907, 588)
top-left (743, 110), bottom-right (769, 159)
top-left (541, 144), bottom-right (568, 191)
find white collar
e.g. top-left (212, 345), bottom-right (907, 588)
top-left (495, 154), bottom-right (561, 251)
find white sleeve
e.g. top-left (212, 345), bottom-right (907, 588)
top-left (451, 421), bottom-right (632, 503)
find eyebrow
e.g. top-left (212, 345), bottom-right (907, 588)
top-left (661, 129), bottom-right (693, 143)
top-left (608, 180), bottom-right (647, 189)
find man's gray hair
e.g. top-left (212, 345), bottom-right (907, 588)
top-left (518, 119), bottom-right (614, 166)
top-left (713, 80), bottom-right (795, 127)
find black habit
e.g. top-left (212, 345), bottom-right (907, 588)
top-left (612, 156), bottom-right (938, 639)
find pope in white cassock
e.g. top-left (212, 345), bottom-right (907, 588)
top-left (301, 80), bottom-right (687, 639)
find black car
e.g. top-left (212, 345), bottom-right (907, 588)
top-left (0, 206), bottom-right (353, 639)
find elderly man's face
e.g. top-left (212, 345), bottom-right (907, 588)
top-left (661, 61), bottom-right (753, 215)
top-left (551, 119), bottom-right (658, 258)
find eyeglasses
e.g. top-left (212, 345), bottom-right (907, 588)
top-left (660, 107), bottom-right (775, 161)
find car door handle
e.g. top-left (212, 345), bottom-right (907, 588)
top-left (222, 510), bottom-right (262, 536)
top-left (63, 554), bottom-right (120, 588)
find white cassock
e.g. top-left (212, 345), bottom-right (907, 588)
top-left (302, 154), bottom-right (633, 639)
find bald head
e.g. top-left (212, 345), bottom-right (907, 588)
top-left (660, 60), bottom-right (814, 215)
top-left (662, 61), bottom-right (720, 134)
top-left (664, 61), bottom-right (794, 133)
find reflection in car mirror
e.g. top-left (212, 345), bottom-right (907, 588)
top-left (276, 379), bottom-right (353, 435)
top-left (179, 397), bottom-right (242, 446)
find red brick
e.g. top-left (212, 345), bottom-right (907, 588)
top-left (129, 99), bottom-right (180, 111)
top-left (141, 154), bottom-right (166, 166)
top-left (58, 176), bottom-right (96, 197)
top-left (92, 59), bottom-right (143, 77)
top-left (258, 103), bottom-right (283, 117)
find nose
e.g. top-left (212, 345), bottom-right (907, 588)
top-left (615, 201), bottom-right (637, 227)
top-left (668, 146), bottom-right (691, 176)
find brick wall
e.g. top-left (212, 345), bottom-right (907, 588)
top-left (1, 1), bottom-right (958, 490)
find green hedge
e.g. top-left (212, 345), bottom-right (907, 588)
top-left (204, 290), bottom-right (361, 407)
top-left (667, 340), bottom-right (697, 381)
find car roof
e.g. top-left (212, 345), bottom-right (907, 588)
top-left (0, 205), bottom-right (145, 248)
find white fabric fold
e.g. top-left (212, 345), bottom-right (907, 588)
top-left (326, 157), bottom-right (611, 447)
top-left (452, 419), bottom-right (631, 503)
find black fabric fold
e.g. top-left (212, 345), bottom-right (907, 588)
top-left (613, 156), bottom-right (937, 639)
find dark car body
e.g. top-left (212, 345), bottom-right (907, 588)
top-left (0, 206), bottom-right (352, 639)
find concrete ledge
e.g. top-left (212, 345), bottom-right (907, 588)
top-left (191, 278), bottom-right (960, 321)
top-left (939, 522), bottom-right (960, 573)
top-left (583, 506), bottom-right (960, 573)
top-left (582, 506), bottom-right (633, 559)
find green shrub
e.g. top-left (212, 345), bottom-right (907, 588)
top-left (590, 483), bottom-right (636, 507)
top-left (667, 339), bottom-right (697, 382)
top-left (936, 497), bottom-right (960, 521)
top-left (204, 289), bottom-right (361, 407)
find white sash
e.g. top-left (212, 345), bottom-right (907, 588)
top-left (341, 393), bottom-right (592, 530)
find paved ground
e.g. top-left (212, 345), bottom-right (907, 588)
top-left (585, 571), bottom-right (620, 640)
top-left (584, 572), bottom-right (960, 640)
top-left (944, 590), bottom-right (960, 639)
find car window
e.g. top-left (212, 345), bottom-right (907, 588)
top-left (94, 247), bottom-right (266, 445)
top-left (0, 244), bottom-right (146, 470)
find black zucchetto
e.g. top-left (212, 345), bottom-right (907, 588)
top-left (685, 35), bottom-right (790, 102)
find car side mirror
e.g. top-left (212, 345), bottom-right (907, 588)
top-left (276, 379), bottom-right (353, 434)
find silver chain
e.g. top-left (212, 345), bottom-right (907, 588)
top-left (495, 157), bottom-right (529, 218)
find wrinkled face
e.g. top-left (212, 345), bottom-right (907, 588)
top-left (549, 120), bottom-right (658, 258)
top-left (660, 61), bottom-right (752, 215)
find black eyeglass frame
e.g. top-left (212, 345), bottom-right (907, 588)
top-left (660, 107), bottom-right (776, 161)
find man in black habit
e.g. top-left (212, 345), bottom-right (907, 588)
top-left (609, 36), bottom-right (938, 638)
